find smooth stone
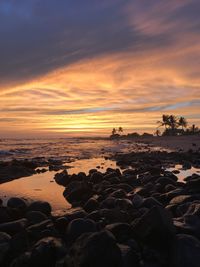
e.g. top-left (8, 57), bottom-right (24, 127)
top-left (28, 201), bottom-right (52, 215)
top-left (66, 218), bottom-right (96, 243)
top-left (132, 206), bottom-right (175, 248)
top-left (105, 223), bottom-right (132, 243)
top-left (0, 219), bottom-right (27, 235)
top-left (83, 198), bottom-right (99, 213)
top-left (26, 211), bottom-right (48, 225)
top-left (0, 232), bottom-right (11, 264)
top-left (29, 237), bottom-right (67, 267)
top-left (65, 230), bottom-right (122, 267)
top-left (7, 197), bottom-right (27, 210)
top-left (170, 234), bottom-right (200, 267)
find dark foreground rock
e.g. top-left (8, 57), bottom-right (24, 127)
top-left (1, 150), bottom-right (200, 266)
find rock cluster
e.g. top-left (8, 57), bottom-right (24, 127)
top-left (1, 150), bottom-right (200, 266)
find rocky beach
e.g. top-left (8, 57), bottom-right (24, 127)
top-left (0, 137), bottom-right (200, 266)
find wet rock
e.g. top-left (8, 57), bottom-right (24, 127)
top-left (7, 197), bottom-right (27, 210)
top-left (105, 223), bottom-right (132, 243)
top-left (26, 211), bottom-right (48, 225)
top-left (28, 201), bottom-right (52, 215)
top-left (54, 170), bottom-right (70, 186)
top-left (83, 198), bottom-right (99, 212)
top-left (132, 206), bottom-right (175, 248)
top-left (119, 244), bottom-right (140, 267)
top-left (63, 181), bottom-right (93, 205)
top-left (27, 219), bottom-right (53, 239)
top-left (29, 237), bottom-right (67, 267)
top-left (0, 232), bottom-right (11, 264)
top-left (0, 160), bottom-right (36, 182)
top-left (170, 234), bottom-right (200, 267)
top-left (65, 230), bottom-right (122, 267)
top-left (0, 218), bottom-right (27, 235)
top-left (66, 218), bottom-right (97, 243)
top-left (109, 189), bottom-right (127, 198)
top-left (142, 197), bottom-right (162, 209)
top-left (0, 207), bottom-right (11, 223)
top-left (90, 171), bottom-right (103, 184)
top-left (55, 217), bottom-right (68, 234)
top-left (65, 209), bottom-right (87, 221)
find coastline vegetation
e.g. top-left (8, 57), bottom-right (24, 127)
top-left (110, 114), bottom-right (200, 139)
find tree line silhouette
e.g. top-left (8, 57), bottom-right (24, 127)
top-left (156, 114), bottom-right (200, 136)
top-left (110, 115), bottom-right (199, 139)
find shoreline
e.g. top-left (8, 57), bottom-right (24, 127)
top-left (0, 137), bottom-right (200, 265)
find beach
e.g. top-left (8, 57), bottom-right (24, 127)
top-left (0, 136), bottom-right (200, 266)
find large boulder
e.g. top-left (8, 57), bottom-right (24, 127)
top-left (65, 230), bottom-right (122, 267)
top-left (0, 219), bottom-right (27, 235)
top-left (28, 237), bottom-right (66, 267)
top-left (170, 234), bottom-right (200, 267)
top-left (54, 170), bottom-right (71, 186)
top-left (63, 181), bottom-right (93, 205)
top-left (66, 218), bottom-right (96, 243)
top-left (0, 232), bottom-right (11, 264)
top-left (105, 223), bottom-right (132, 243)
top-left (7, 197), bottom-right (27, 211)
top-left (28, 201), bottom-right (52, 215)
top-left (132, 206), bottom-right (175, 248)
top-left (26, 211), bottom-right (48, 225)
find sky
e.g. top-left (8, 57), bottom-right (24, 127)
top-left (0, 0), bottom-right (200, 137)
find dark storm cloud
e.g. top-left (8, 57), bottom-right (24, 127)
top-left (0, 0), bottom-right (177, 87)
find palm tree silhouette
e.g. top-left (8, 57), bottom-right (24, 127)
top-left (168, 115), bottom-right (178, 131)
top-left (112, 128), bottom-right (117, 135)
top-left (118, 127), bottom-right (123, 135)
top-left (179, 117), bottom-right (187, 130)
top-left (157, 114), bottom-right (170, 129)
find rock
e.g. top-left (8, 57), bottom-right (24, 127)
top-left (0, 232), bottom-right (11, 264)
top-left (90, 171), bottom-right (103, 184)
top-left (65, 230), bottom-right (122, 267)
top-left (54, 170), bottom-right (70, 186)
top-left (0, 207), bottom-right (11, 223)
top-left (9, 252), bottom-right (31, 267)
top-left (119, 244), bottom-right (140, 267)
top-left (170, 234), bottom-right (200, 267)
top-left (29, 237), bottom-right (67, 267)
top-left (142, 197), bottom-right (162, 209)
top-left (132, 206), bottom-right (175, 248)
top-left (28, 201), bottom-right (52, 215)
top-left (83, 198), bottom-right (99, 212)
top-left (65, 209), bottom-right (87, 221)
top-left (27, 219), bottom-right (53, 239)
top-left (109, 189), bottom-right (127, 198)
top-left (55, 217), bottom-right (68, 233)
top-left (63, 181), bottom-right (93, 205)
top-left (131, 193), bottom-right (144, 208)
top-left (26, 211), bottom-right (48, 225)
top-left (170, 195), bottom-right (200, 205)
top-left (0, 219), bottom-right (27, 235)
top-left (66, 218), bottom-right (97, 243)
top-left (105, 223), bottom-right (132, 243)
top-left (7, 197), bottom-right (27, 210)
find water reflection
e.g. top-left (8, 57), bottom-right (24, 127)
top-left (0, 158), bottom-right (118, 211)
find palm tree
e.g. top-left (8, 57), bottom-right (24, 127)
top-left (157, 114), bottom-right (170, 129)
top-left (179, 117), bottom-right (188, 130)
top-left (112, 128), bottom-right (117, 135)
top-left (118, 127), bottom-right (123, 135)
top-left (168, 115), bottom-right (178, 131)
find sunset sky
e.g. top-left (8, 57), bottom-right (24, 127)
top-left (0, 0), bottom-right (200, 137)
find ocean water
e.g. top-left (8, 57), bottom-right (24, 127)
top-left (0, 138), bottom-right (147, 161)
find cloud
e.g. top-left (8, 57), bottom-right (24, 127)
top-left (0, 0), bottom-right (200, 136)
